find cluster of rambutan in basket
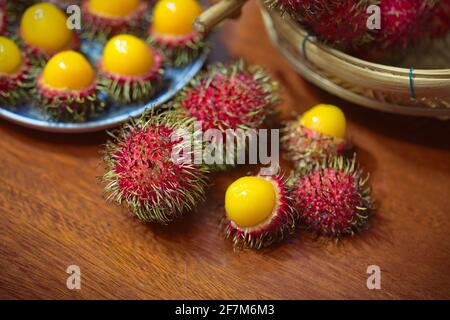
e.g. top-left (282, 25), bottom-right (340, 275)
top-left (267, 0), bottom-right (450, 61)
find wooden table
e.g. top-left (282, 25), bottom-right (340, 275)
top-left (1, 2), bottom-right (449, 299)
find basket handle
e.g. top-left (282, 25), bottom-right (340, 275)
top-left (194, 0), bottom-right (249, 33)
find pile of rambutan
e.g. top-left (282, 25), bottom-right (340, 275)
top-left (100, 59), bottom-right (375, 249)
top-left (267, 0), bottom-right (448, 60)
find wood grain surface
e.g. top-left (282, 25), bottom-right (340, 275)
top-left (1, 2), bottom-right (450, 299)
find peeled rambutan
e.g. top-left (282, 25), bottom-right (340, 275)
top-left (98, 34), bottom-right (164, 104)
top-left (148, 0), bottom-right (207, 66)
top-left (35, 50), bottom-right (103, 122)
top-left (292, 156), bottom-right (373, 238)
top-left (102, 110), bottom-right (209, 224)
top-left (281, 104), bottom-right (349, 168)
top-left (0, 36), bottom-right (33, 105)
top-left (81, 0), bottom-right (148, 41)
top-left (174, 60), bottom-right (279, 169)
top-left (223, 175), bottom-right (298, 249)
top-left (19, 2), bottom-right (80, 64)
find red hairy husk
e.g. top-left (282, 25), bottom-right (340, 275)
top-left (102, 110), bottom-right (209, 224)
top-left (293, 156), bottom-right (373, 238)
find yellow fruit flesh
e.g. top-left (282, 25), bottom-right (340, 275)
top-left (102, 34), bottom-right (154, 77)
top-left (225, 176), bottom-right (277, 228)
top-left (153, 0), bottom-right (203, 36)
top-left (20, 3), bottom-right (73, 54)
top-left (88, 0), bottom-right (141, 18)
top-left (42, 51), bottom-right (95, 91)
top-left (300, 104), bottom-right (347, 139)
top-left (0, 37), bottom-right (23, 75)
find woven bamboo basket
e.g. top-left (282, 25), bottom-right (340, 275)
top-left (196, 0), bottom-right (450, 119)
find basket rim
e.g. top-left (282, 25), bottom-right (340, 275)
top-left (266, 3), bottom-right (450, 78)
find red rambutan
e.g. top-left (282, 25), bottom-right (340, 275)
top-left (35, 50), bottom-right (103, 122)
top-left (430, 0), bottom-right (450, 37)
top-left (177, 60), bottom-right (278, 132)
top-left (223, 175), bottom-right (298, 249)
top-left (267, 0), bottom-right (376, 51)
top-left (0, 37), bottom-right (33, 105)
top-left (375, 0), bottom-right (437, 51)
top-left (292, 156), bottom-right (373, 238)
top-left (281, 104), bottom-right (349, 168)
top-left (175, 60), bottom-right (279, 169)
top-left (19, 2), bottom-right (80, 64)
top-left (81, 0), bottom-right (148, 41)
top-left (282, 121), bottom-right (348, 168)
top-left (98, 34), bottom-right (164, 104)
top-left (148, 0), bottom-right (207, 66)
top-left (103, 110), bottom-right (209, 224)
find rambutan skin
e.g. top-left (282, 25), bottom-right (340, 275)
top-left (224, 175), bottom-right (298, 250)
top-left (177, 60), bottom-right (279, 133)
top-left (174, 60), bottom-right (279, 170)
top-left (81, 0), bottom-right (148, 41)
top-left (375, 0), bottom-right (438, 51)
top-left (430, 0), bottom-right (450, 37)
top-left (0, 52), bottom-right (33, 105)
top-left (267, 0), bottom-right (377, 51)
top-left (102, 110), bottom-right (209, 224)
top-left (281, 121), bottom-right (348, 168)
top-left (293, 156), bottom-right (373, 238)
top-left (147, 29), bottom-right (208, 67)
top-left (35, 77), bottom-right (103, 122)
top-left (98, 48), bottom-right (164, 104)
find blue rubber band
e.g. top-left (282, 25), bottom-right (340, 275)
top-left (302, 34), bottom-right (311, 61)
top-left (409, 67), bottom-right (416, 99)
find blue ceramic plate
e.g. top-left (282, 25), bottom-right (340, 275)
top-left (0, 39), bottom-right (208, 133)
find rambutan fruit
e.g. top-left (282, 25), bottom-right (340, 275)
top-left (81, 0), bottom-right (148, 41)
top-left (292, 156), bottom-right (373, 238)
top-left (102, 110), bottom-right (209, 224)
top-left (223, 175), bottom-right (298, 249)
top-left (175, 60), bottom-right (279, 169)
top-left (35, 50), bottom-right (103, 122)
top-left (430, 0), bottom-right (450, 38)
top-left (304, 1), bottom-right (375, 51)
top-left (19, 2), bottom-right (80, 64)
top-left (266, 0), bottom-right (376, 51)
top-left (281, 104), bottom-right (349, 168)
top-left (98, 34), bottom-right (163, 104)
top-left (148, 0), bottom-right (207, 67)
top-left (375, 0), bottom-right (438, 51)
top-left (0, 36), bottom-right (33, 105)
